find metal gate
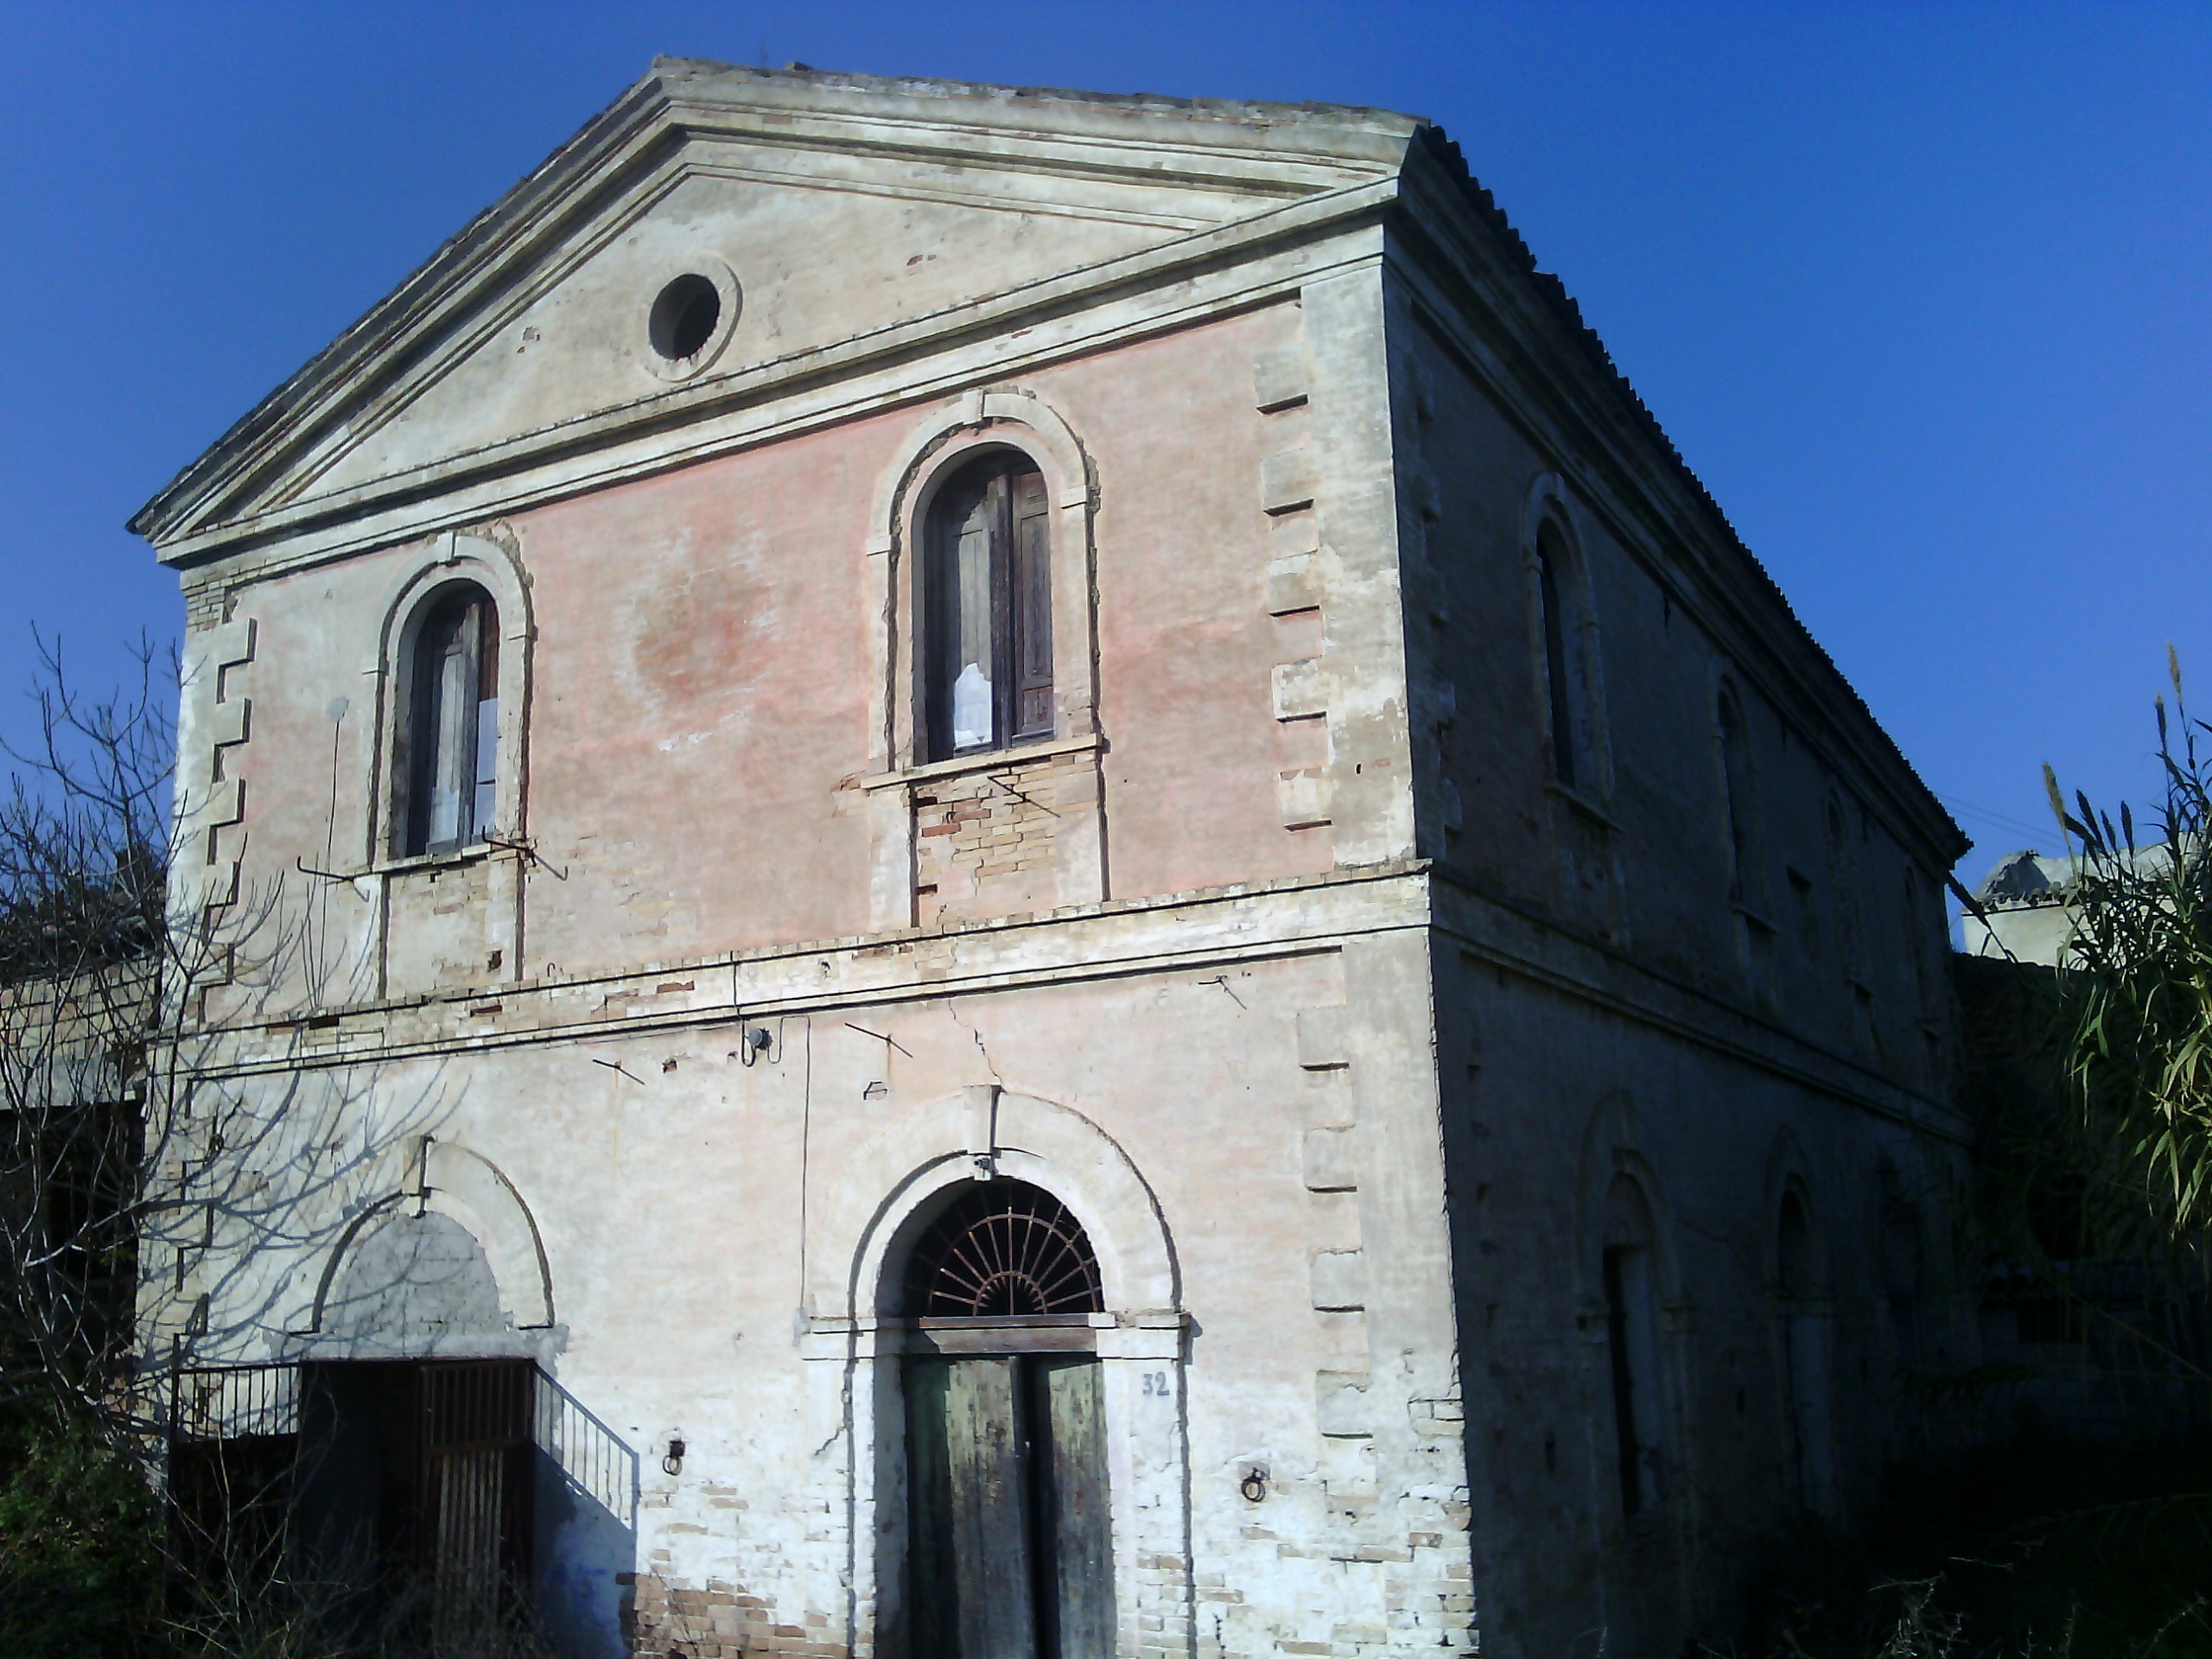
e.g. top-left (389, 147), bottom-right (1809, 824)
top-left (418, 1359), bottom-right (534, 1643)
top-left (166, 1355), bottom-right (625, 1640)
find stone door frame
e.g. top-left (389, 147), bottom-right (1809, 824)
top-left (803, 1089), bottom-right (1190, 1659)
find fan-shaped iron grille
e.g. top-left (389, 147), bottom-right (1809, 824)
top-left (903, 1181), bottom-right (1103, 1318)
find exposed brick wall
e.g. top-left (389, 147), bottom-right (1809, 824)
top-left (913, 747), bottom-right (1100, 925)
top-left (183, 581), bottom-right (227, 632)
top-left (622, 1571), bottom-right (849, 1659)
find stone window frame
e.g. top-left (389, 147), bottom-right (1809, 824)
top-left (1823, 790), bottom-right (1866, 980)
top-left (638, 255), bottom-right (743, 385)
top-left (857, 391), bottom-right (1104, 930)
top-left (1715, 673), bottom-right (1766, 906)
top-left (1519, 474), bottom-right (1613, 810)
top-left (363, 531), bottom-right (534, 873)
top-left (864, 389), bottom-right (1100, 780)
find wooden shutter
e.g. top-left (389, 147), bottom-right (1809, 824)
top-left (1537, 535), bottom-right (1577, 790)
top-left (927, 471), bottom-right (1002, 757)
top-left (924, 457), bottom-right (1052, 758)
top-left (1010, 467), bottom-right (1053, 741)
top-left (404, 588), bottom-right (496, 855)
top-left (471, 606), bottom-right (499, 835)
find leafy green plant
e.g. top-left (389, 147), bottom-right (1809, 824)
top-left (2044, 649), bottom-right (2212, 1242)
top-left (0, 1396), bottom-right (162, 1657)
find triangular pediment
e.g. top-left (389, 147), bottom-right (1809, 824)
top-left (135, 60), bottom-right (1421, 556)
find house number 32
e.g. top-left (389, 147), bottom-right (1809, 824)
top-left (1141, 1371), bottom-right (1172, 1396)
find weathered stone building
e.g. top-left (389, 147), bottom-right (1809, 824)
top-left (132, 61), bottom-right (1973, 1659)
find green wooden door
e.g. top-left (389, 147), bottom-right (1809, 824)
top-left (1031, 1357), bottom-right (1113, 1659)
top-left (906, 1356), bottom-right (1112, 1659)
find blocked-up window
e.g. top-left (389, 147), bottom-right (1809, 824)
top-left (401, 585), bottom-right (499, 855)
top-left (924, 452), bottom-right (1052, 760)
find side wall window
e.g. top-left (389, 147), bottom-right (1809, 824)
top-left (1536, 518), bottom-right (1589, 791)
top-left (399, 583), bottom-right (499, 856)
top-left (1826, 795), bottom-right (1865, 980)
top-left (925, 452), bottom-right (1052, 760)
top-left (1718, 682), bottom-right (1757, 901)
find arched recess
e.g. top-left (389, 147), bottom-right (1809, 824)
top-left (364, 529), bottom-right (534, 864)
top-left (1764, 1133), bottom-right (1837, 1513)
top-left (804, 1089), bottom-right (1191, 1659)
top-left (299, 1138), bottom-right (555, 1338)
top-left (1760, 1129), bottom-right (1825, 1285)
top-left (1519, 472), bottom-right (1611, 799)
top-left (1572, 1090), bottom-right (1699, 1570)
top-left (861, 389), bottom-right (1098, 777)
top-left (1573, 1092), bottom-right (1685, 1316)
top-left (810, 1087), bottom-right (1176, 1323)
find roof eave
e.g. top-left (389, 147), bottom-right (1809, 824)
top-left (1391, 126), bottom-right (1967, 869)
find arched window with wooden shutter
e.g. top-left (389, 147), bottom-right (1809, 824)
top-left (924, 451), bottom-right (1053, 760)
top-left (398, 582), bottom-right (500, 856)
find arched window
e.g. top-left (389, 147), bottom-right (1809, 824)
top-left (901, 1179), bottom-right (1102, 1318)
top-left (1535, 518), bottom-right (1589, 790)
top-left (398, 583), bottom-right (499, 856)
top-left (924, 452), bottom-right (1052, 760)
top-left (1601, 1175), bottom-right (1666, 1517)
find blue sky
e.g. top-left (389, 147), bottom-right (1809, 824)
top-left (1, 3), bottom-right (2205, 887)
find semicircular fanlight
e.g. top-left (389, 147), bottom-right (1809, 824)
top-left (903, 1180), bottom-right (1103, 1318)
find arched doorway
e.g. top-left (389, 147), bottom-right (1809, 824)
top-left (896, 1179), bottom-right (1113, 1659)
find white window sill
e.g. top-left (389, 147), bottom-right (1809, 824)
top-left (350, 837), bottom-right (524, 880)
top-left (859, 733), bottom-right (1101, 793)
top-left (1544, 778), bottom-right (1620, 832)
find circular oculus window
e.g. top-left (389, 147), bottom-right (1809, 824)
top-left (641, 258), bottom-right (741, 381)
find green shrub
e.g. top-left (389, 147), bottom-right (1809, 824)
top-left (0, 1399), bottom-right (162, 1657)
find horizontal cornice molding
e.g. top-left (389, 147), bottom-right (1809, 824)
top-left (162, 860), bottom-right (1959, 1147)
top-left (137, 65), bottom-right (1955, 876)
top-left (154, 177), bottom-right (1400, 576)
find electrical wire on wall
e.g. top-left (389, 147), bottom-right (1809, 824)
top-left (733, 1013), bottom-right (813, 1327)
